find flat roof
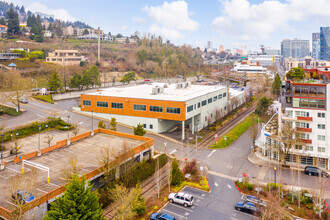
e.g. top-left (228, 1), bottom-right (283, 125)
top-left (0, 132), bottom-right (144, 211)
top-left (84, 83), bottom-right (227, 102)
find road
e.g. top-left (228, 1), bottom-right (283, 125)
top-left (1, 96), bottom-right (329, 197)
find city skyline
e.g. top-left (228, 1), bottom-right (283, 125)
top-left (6, 0), bottom-right (330, 51)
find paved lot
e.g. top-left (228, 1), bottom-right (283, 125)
top-left (0, 132), bottom-right (143, 211)
top-left (159, 174), bottom-right (258, 220)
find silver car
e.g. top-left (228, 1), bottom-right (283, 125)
top-left (168, 192), bottom-right (194, 207)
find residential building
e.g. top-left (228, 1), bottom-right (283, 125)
top-left (248, 54), bottom-right (281, 67)
top-left (281, 39), bottom-right (310, 58)
top-left (256, 67), bottom-right (330, 170)
top-left (219, 45), bottom-right (225, 53)
top-left (320, 27), bottom-right (330, 61)
top-left (77, 33), bottom-right (113, 41)
top-left (46, 50), bottom-right (84, 66)
top-left (43, 30), bottom-right (52, 38)
top-left (80, 82), bottom-right (245, 140)
top-left (312, 33), bottom-right (320, 59)
top-left (0, 52), bottom-right (21, 61)
top-left (284, 57), bottom-right (330, 71)
top-left (264, 49), bottom-right (280, 56)
top-left (0, 25), bottom-right (7, 33)
top-left (232, 61), bottom-right (268, 73)
top-left (64, 25), bottom-right (74, 36)
top-left (42, 19), bottom-right (50, 30)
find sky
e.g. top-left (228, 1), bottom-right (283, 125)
top-left (7, 0), bottom-right (330, 51)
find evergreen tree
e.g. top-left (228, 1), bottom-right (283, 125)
top-left (6, 8), bottom-right (19, 36)
top-left (36, 15), bottom-right (42, 33)
top-left (272, 73), bottom-right (281, 96)
top-left (81, 70), bottom-right (91, 89)
top-left (170, 159), bottom-right (184, 186)
top-left (34, 33), bottom-right (44, 42)
top-left (0, 17), bottom-right (5, 25)
top-left (48, 71), bottom-right (61, 93)
top-left (70, 73), bottom-right (82, 89)
top-left (19, 6), bottom-right (25, 14)
top-left (133, 123), bottom-right (146, 136)
top-left (82, 28), bottom-right (89, 35)
top-left (88, 65), bottom-right (101, 88)
top-left (44, 175), bottom-right (105, 220)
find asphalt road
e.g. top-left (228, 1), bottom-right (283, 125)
top-left (159, 174), bottom-right (258, 220)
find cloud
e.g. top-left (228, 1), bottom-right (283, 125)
top-left (143, 1), bottom-right (198, 40)
top-left (212, 0), bottom-right (330, 41)
top-left (132, 16), bottom-right (146, 24)
top-left (27, 2), bottom-right (75, 21)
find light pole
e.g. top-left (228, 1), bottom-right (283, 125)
top-left (38, 125), bottom-right (41, 156)
top-left (67, 116), bottom-right (70, 145)
top-left (0, 133), bottom-right (4, 170)
top-left (274, 167), bottom-right (277, 189)
top-left (91, 110), bottom-right (94, 135)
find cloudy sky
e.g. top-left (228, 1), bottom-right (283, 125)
top-left (7, 0), bottom-right (330, 51)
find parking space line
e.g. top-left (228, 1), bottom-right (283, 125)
top-left (187, 193), bottom-right (204, 200)
top-left (49, 182), bottom-right (60, 187)
top-left (161, 209), bottom-right (187, 219)
top-left (234, 210), bottom-right (259, 219)
top-left (167, 203), bottom-right (194, 212)
top-left (37, 188), bottom-right (48, 194)
top-left (43, 156), bottom-right (55, 161)
top-left (51, 152), bottom-right (65, 157)
top-left (6, 167), bottom-right (21, 174)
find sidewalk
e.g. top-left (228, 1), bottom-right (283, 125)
top-left (248, 150), bottom-right (305, 172)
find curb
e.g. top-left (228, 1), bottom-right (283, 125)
top-left (205, 176), bottom-right (211, 194)
top-left (325, 200), bottom-right (330, 216)
top-left (234, 181), bottom-right (242, 193)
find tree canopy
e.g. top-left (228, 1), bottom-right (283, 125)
top-left (44, 175), bottom-right (105, 220)
top-left (255, 97), bottom-right (273, 117)
top-left (6, 8), bottom-right (19, 36)
top-left (48, 71), bottom-right (61, 93)
top-left (272, 73), bottom-right (281, 96)
top-left (286, 67), bottom-right (305, 80)
top-left (120, 71), bottom-right (136, 84)
top-left (133, 123), bottom-right (146, 136)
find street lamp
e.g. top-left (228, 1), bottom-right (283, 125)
top-left (0, 133), bottom-right (4, 169)
top-left (91, 110), bottom-right (94, 135)
top-left (38, 125), bottom-right (41, 156)
top-left (274, 167), bottom-right (277, 189)
top-left (67, 116), bottom-right (70, 145)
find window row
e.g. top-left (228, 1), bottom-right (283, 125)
top-left (187, 92), bottom-right (227, 113)
top-left (293, 86), bottom-right (325, 97)
top-left (292, 98), bottom-right (326, 109)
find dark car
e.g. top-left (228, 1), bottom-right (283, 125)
top-left (246, 195), bottom-right (267, 207)
top-left (149, 213), bottom-right (176, 220)
top-left (304, 166), bottom-right (329, 177)
top-left (12, 190), bottom-right (35, 204)
top-left (235, 201), bottom-right (260, 215)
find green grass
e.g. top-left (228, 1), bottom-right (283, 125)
top-left (0, 105), bottom-right (23, 116)
top-left (0, 60), bottom-right (38, 68)
top-left (34, 95), bottom-right (54, 104)
top-left (211, 114), bottom-right (257, 149)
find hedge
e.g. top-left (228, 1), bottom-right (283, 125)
top-left (34, 95), bottom-right (54, 104)
top-left (2, 117), bottom-right (73, 142)
top-left (0, 105), bottom-right (23, 116)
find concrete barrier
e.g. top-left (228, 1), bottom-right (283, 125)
top-left (52, 89), bottom-right (98, 101)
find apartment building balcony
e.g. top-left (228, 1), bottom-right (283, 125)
top-left (301, 139), bottom-right (312, 144)
top-left (297, 127), bottom-right (312, 132)
top-left (296, 116), bottom-right (313, 121)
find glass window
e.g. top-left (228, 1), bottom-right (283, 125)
top-left (310, 87), bottom-right (317, 97)
top-left (143, 124), bottom-right (146, 128)
top-left (149, 106), bottom-right (163, 112)
top-left (318, 112), bottom-right (325, 118)
top-left (97, 101), bottom-right (108, 108)
top-left (208, 98), bottom-right (212, 104)
top-left (300, 87), bottom-right (309, 96)
top-left (213, 96), bottom-right (217, 101)
top-left (318, 147), bottom-right (325, 152)
top-left (317, 87), bottom-right (325, 97)
top-left (83, 100), bottom-right (91, 106)
top-left (133, 104), bottom-right (146, 111)
top-left (293, 86), bottom-right (300, 95)
top-left (198, 102), bottom-right (201, 108)
top-left (318, 124), bottom-right (325, 129)
top-left (111, 102), bottom-right (123, 109)
top-left (309, 99), bottom-right (317, 108)
top-left (187, 105), bottom-right (193, 112)
top-left (166, 107), bottom-right (181, 114)
top-left (295, 145), bottom-right (303, 150)
top-left (218, 94), bottom-right (222, 99)
top-left (317, 99), bottom-right (326, 109)
top-left (293, 98), bottom-right (300, 107)
top-left (318, 135), bottom-right (325, 141)
top-left (202, 100), bottom-right (207, 106)
top-left (149, 124), bottom-right (153, 129)
top-left (295, 111), bottom-right (309, 117)
top-left (305, 146), bottom-right (313, 151)
top-left (285, 110), bottom-right (293, 117)
top-left (295, 122), bottom-right (309, 128)
top-left (223, 92), bottom-right (227, 97)
top-left (300, 99), bottom-right (308, 108)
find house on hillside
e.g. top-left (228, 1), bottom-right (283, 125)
top-left (0, 25), bottom-right (7, 33)
top-left (46, 50), bottom-right (84, 66)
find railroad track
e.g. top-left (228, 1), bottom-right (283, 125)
top-left (198, 104), bottom-right (256, 149)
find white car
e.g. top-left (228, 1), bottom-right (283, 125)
top-left (168, 192), bottom-right (194, 207)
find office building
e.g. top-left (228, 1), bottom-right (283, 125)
top-left (46, 50), bottom-right (84, 66)
top-left (312, 33), bottom-right (320, 59)
top-left (207, 41), bottom-right (213, 51)
top-left (320, 27), bottom-right (330, 61)
top-left (281, 39), bottom-right (310, 58)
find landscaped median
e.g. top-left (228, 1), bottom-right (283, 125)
top-left (211, 114), bottom-right (257, 149)
top-left (0, 104), bottom-right (23, 116)
top-left (33, 94), bottom-right (54, 104)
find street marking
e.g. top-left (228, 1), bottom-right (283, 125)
top-left (78, 122), bottom-right (84, 125)
top-left (0, 115), bottom-right (6, 119)
top-left (184, 212), bottom-right (190, 216)
top-left (88, 163), bottom-right (99, 167)
top-left (168, 203), bottom-right (194, 212)
top-left (49, 182), bottom-right (60, 187)
top-left (227, 184), bottom-right (232, 189)
top-left (37, 114), bottom-right (45, 118)
top-left (62, 148), bottom-right (74, 153)
top-left (230, 218), bottom-right (238, 220)
top-left (207, 149), bottom-right (216, 158)
top-left (170, 149), bottom-right (177, 155)
top-left (214, 182), bottom-right (218, 187)
top-left (161, 209), bottom-right (187, 219)
top-left (37, 188), bottom-right (48, 194)
top-left (6, 167), bottom-right (21, 174)
top-left (43, 156), bottom-right (55, 161)
top-left (51, 152), bottom-right (65, 157)
top-left (234, 210), bottom-right (259, 219)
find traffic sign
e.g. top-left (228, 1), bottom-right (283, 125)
top-left (243, 173), bottom-right (247, 177)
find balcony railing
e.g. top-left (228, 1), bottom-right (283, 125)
top-left (297, 116), bottom-right (313, 121)
top-left (297, 127), bottom-right (312, 132)
top-left (301, 139), bottom-right (312, 144)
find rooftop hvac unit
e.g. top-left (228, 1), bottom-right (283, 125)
top-left (176, 83), bottom-right (183, 89)
top-left (151, 86), bottom-right (164, 95)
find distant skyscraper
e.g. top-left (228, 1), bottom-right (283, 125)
top-left (281, 39), bottom-right (310, 58)
top-left (320, 27), bottom-right (330, 61)
top-left (207, 41), bottom-right (213, 50)
top-left (312, 33), bottom-right (320, 59)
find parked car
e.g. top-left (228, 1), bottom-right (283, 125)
top-left (304, 166), bottom-right (329, 177)
top-left (11, 190), bottom-right (35, 204)
top-left (19, 97), bottom-right (28, 103)
top-left (168, 192), bottom-right (194, 207)
top-left (235, 201), bottom-right (260, 215)
top-left (149, 213), bottom-right (176, 220)
top-left (246, 195), bottom-right (267, 207)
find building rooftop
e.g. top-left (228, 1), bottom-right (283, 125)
top-left (85, 83), bottom-right (227, 102)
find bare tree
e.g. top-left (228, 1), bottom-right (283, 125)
top-left (71, 124), bottom-right (80, 136)
top-left (261, 193), bottom-right (291, 220)
top-left (43, 134), bottom-right (54, 147)
top-left (99, 145), bottom-right (116, 186)
top-left (10, 138), bottom-right (23, 157)
top-left (249, 115), bottom-right (259, 149)
top-left (60, 156), bottom-right (81, 182)
top-left (215, 108), bottom-right (222, 123)
top-left (155, 156), bottom-right (160, 198)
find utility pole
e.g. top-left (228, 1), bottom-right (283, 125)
top-left (97, 27), bottom-right (101, 63)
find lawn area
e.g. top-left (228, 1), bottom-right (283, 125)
top-left (34, 94), bottom-right (54, 104)
top-left (0, 105), bottom-right (22, 116)
top-left (211, 114), bottom-right (257, 149)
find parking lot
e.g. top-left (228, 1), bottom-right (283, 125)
top-left (159, 174), bottom-right (259, 220)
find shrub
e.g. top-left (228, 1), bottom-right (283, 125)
top-left (301, 197), bottom-right (309, 205)
top-left (133, 123), bottom-right (146, 136)
top-left (98, 121), bottom-right (106, 129)
top-left (306, 204), bottom-right (313, 209)
top-left (281, 201), bottom-right (286, 207)
top-left (0, 105), bottom-right (22, 116)
top-left (296, 208), bottom-right (306, 217)
top-left (171, 159), bottom-right (184, 186)
top-left (246, 183), bottom-right (254, 191)
top-left (34, 95), bottom-right (54, 104)
top-left (183, 160), bottom-right (196, 175)
top-left (266, 183), bottom-right (282, 191)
